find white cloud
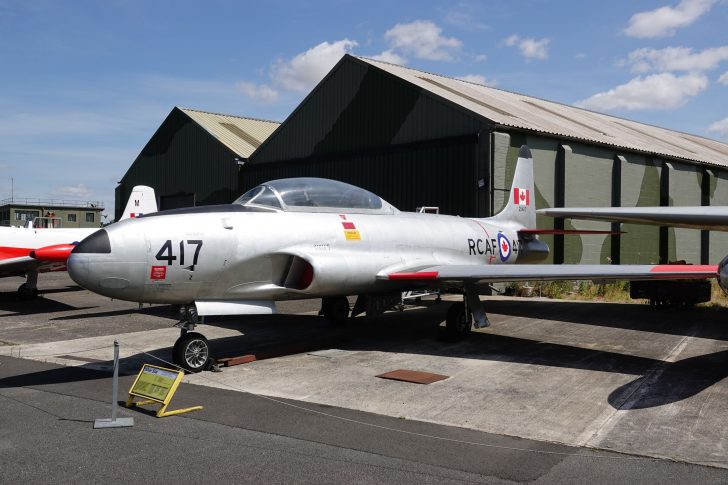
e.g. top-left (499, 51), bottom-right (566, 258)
top-left (457, 74), bottom-right (497, 87)
top-left (384, 20), bottom-right (461, 61)
top-left (504, 35), bottom-right (550, 60)
top-left (624, 0), bottom-right (717, 38)
top-left (53, 184), bottom-right (92, 199)
top-left (627, 46), bottom-right (728, 73)
top-left (719, 72), bottom-right (728, 84)
top-left (444, 10), bottom-right (489, 31)
top-left (474, 54), bottom-right (487, 62)
top-left (370, 49), bottom-right (407, 65)
top-left (238, 39), bottom-right (357, 102)
top-left (236, 81), bottom-right (279, 103)
top-left (709, 117), bottom-right (728, 137)
top-left (575, 73), bottom-right (708, 111)
top-left (0, 111), bottom-right (150, 139)
top-left (272, 39), bottom-right (357, 92)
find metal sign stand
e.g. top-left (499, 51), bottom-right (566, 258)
top-left (94, 341), bottom-right (134, 429)
top-left (126, 364), bottom-right (203, 417)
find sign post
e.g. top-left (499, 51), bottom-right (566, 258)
top-left (125, 364), bottom-right (203, 417)
top-left (94, 341), bottom-right (134, 429)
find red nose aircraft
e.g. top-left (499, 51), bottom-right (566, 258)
top-left (0, 186), bottom-right (156, 299)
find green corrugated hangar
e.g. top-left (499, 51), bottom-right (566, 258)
top-left (245, 55), bottom-right (728, 265)
top-left (118, 54), bottom-right (728, 265)
top-left (116, 107), bottom-right (280, 219)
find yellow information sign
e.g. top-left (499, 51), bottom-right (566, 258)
top-left (126, 364), bottom-right (203, 417)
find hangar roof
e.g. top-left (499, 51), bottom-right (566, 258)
top-left (180, 107), bottom-right (280, 159)
top-left (358, 57), bottom-right (728, 168)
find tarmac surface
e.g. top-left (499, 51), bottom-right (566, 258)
top-left (1, 273), bottom-right (728, 483)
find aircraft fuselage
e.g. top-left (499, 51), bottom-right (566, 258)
top-left (68, 208), bottom-right (545, 305)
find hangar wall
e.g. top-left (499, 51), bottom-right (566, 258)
top-left (121, 56), bottom-right (728, 266)
top-left (247, 58), bottom-right (490, 216)
top-left (493, 131), bottom-right (728, 265)
top-left (709, 170), bottom-right (728, 264)
top-left (116, 108), bottom-right (247, 220)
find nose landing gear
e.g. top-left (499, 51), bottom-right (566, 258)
top-left (172, 305), bottom-right (212, 373)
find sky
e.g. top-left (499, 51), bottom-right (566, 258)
top-left (1, 0), bottom-right (727, 221)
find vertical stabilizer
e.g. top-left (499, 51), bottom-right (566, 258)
top-left (488, 145), bottom-right (535, 229)
top-left (120, 186), bottom-right (158, 221)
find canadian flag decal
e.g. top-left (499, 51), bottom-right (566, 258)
top-left (513, 187), bottom-right (530, 206)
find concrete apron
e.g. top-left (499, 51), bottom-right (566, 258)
top-left (2, 296), bottom-right (727, 468)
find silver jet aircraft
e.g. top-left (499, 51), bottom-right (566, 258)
top-left (67, 146), bottom-right (719, 371)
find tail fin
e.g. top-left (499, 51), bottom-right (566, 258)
top-left (488, 145), bottom-right (535, 229)
top-left (119, 186), bottom-right (157, 221)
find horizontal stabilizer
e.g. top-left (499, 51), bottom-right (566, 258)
top-left (538, 206), bottom-right (728, 232)
top-left (519, 229), bottom-right (624, 235)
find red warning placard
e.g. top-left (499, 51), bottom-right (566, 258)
top-left (150, 266), bottom-right (167, 280)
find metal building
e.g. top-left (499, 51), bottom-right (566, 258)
top-left (116, 107), bottom-right (280, 220)
top-left (246, 55), bottom-right (728, 265)
top-left (0, 197), bottom-right (103, 228)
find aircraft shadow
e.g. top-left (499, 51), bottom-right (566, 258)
top-left (0, 358), bottom-right (113, 389)
top-left (0, 299), bottom-right (93, 316)
top-left (2, 302), bottom-right (726, 410)
top-left (481, 298), bottom-right (728, 341)
top-left (50, 305), bottom-right (178, 321)
top-left (38, 285), bottom-right (83, 295)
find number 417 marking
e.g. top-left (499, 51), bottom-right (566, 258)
top-left (155, 240), bottom-right (203, 266)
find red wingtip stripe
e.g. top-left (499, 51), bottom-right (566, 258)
top-left (388, 272), bottom-right (439, 281)
top-left (650, 265), bottom-right (717, 274)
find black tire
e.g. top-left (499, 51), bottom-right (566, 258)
top-left (322, 296), bottom-right (350, 324)
top-left (173, 332), bottom-right (210, 373)
top-left (17, 283), bottom-right (38, 301)
top-left (445, 302), bottom-right (471, 340)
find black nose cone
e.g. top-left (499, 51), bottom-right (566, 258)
top-left (73, 229), bottom-right (111, 254)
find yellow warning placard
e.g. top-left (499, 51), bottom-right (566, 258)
top-left (344, 230), bottom-right (361, 240)
top-left (129, 364), bottom-right (181, 403)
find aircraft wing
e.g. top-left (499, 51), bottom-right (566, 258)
top-left (384, 263), bottom-right (717, 285)
top-left (537, 206), bottom-right (728, 231)
top-left (0, 256), bottom-right (43, 278)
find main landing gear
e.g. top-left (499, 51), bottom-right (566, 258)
top-left (444, 285), bottom-right (490, 341)
top-left (17, 271), bottom-right (39, 300)
top-left (319, 296), bottom-right (350, 324)
top-left (172, 305), bottom-right (212, 373)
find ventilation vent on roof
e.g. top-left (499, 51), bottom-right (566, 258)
top-left (417, 76), bottom-right (515, 118)
top-left (521, 100), bottom-right (612, 137)
top-left (614, 121), bottom-right (696, 155)
top-left (220, 122), bottom-right (262, 149)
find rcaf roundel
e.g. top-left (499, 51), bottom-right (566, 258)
top-left (497, 233), bottom-right (511, 262)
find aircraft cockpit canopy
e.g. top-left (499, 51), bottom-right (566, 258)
top-left (234, 178), bottom-right (399, 214)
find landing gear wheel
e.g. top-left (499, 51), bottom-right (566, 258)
top-left (445, 302), bottom-right (471, 340)
top-left (17, 283), bottom-right (38, 301)
top-left (173, 332), bottom-right (210, 373)
top-left (321, 296), bottom-right (350, 324)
